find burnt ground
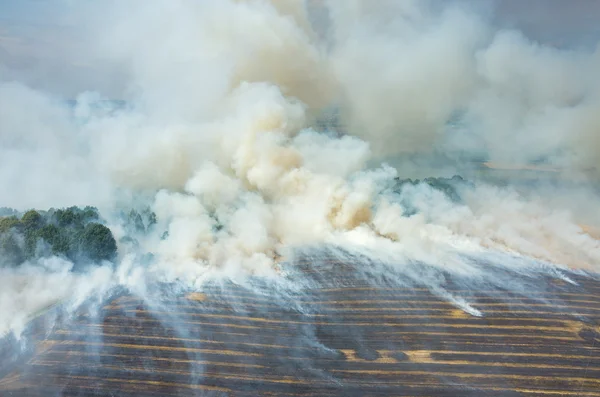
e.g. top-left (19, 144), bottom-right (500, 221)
top-left (0, 261), bottom-right (599, 397)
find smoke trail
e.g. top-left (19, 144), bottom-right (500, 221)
top-left (0, 0), bottom-right (599, 341)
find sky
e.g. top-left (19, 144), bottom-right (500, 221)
top-left (0, 0), bottom-right (600, 97)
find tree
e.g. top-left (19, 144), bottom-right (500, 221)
top-left (36, 224), bottom-right (69, 256)
top-left (54, 206), bottom-right (100, 228)
top-left (55, 208), bottom-right (77, 228)
top-left (128, 210), bottom-right (145, 233)
top-left (393, 175), bottom-right (467, 203)
top-left (21, 210), bottom-right (45, 258)
top-left (82, 206), bottom-right (100, 222)
top-left (79, 223), bottom-right (117, 262)
top-left (21, 210), bottom-right (43, 232)
top-left (0, 232), bottom-right (24, 266)
top-left (123, 208), bottom-right (157, 235)
top-left (0, 206), bottom-right (118, 268)
top-left (0, 216), bottom-right (20, 233)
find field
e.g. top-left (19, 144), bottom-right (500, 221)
top-left (1, 260), bottom-right (599, 396)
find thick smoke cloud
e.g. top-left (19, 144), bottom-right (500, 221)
top-left (0, 0), bottom-right (599, 336)
top-left (327, 0), bottom-right (600, 173)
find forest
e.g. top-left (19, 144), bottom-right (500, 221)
top-left (0, 206), bottom-right (117, 269)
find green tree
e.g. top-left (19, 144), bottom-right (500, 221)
top-left (54, 206), bottom-right (99, 228)
top-left (55, 208), bottom-right (76, 228)
top-left (0, 206), bottom-right (118, 268)
top-left (36, 224), bottom-right (70, 256)
top-left (0, 232), bottom-right (24, 266)
top-left (79, 223), bottom-right (117, 262)
top-left (82, 206), bottom-right (100, 222)
top-left (21, 210), bottom-right (43, 232)
top-left (22, 210), bottom-right (45, 258)
top-left (0, 216), bottom-right (20, 233)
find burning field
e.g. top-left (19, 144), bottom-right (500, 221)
top-left (1, 257), bottom-right (599, 396)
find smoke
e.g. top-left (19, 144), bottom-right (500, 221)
top-left (0, 256), bottom-right (114, 336)
top-left (327, 0), bottom-right (600, 172)
top-left (1, 0), bottom-right (600, 339)
top-left (329, 0), bottom-right (487, 156)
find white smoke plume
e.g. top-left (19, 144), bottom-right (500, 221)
top-left (1, 0), bottom-right (600, 336)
